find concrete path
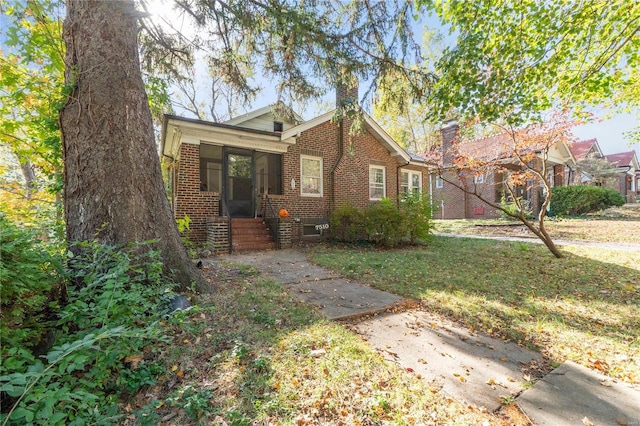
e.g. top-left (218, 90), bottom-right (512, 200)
top-left (517, 361), bottom-right (640, 426)
top-left (217, 248), bottom-right (640, 424)
top-left (219, 250), bottom-right (404, 320)
top-left (350, 309), bottom-right (544, 412)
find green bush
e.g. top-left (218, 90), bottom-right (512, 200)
top-left (399, 191), bottom-right (434, 243)
top-left (329, 203), bottom-right (364, 243)
top-left (0, 242), bottom-right (177, 425)
top-left (364, 198), bottom-right (404, 247)
top-left (549, 186), bottom-right (626, 216)
top-left (330, 195), bottom-right (435, 246)
top-left (0, 214), bottom-right (62, 355)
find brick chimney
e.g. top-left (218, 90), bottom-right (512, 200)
top-left (441, 119), bottom-right (459, 167)
top-left (336, 76), bottom-right (358, 108)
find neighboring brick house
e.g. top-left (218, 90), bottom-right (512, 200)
top-left (604, 151), bottom-right (639, 203)
top-left (567, 138), bottom-right (605, 184)
top-left (160, 89), bottom-right (429, 252)
top-left (568, 138), bottom-right (639, 202)
top-left (426, 121), bottom-right (576, 219)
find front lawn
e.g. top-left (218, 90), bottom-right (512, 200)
top-left (310, 237), bottom-right (640, 384)
top-left (433, 203), bottom-right (640, 244)
top-left (125, 261), bottom-right (500, 425)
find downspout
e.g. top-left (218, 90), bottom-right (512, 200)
top-left (429, 173), bottom-right (433, 218)
top-left (330, 117), bottom-right (345, 212)
top-left (396, 160), bottom-right (410, 208)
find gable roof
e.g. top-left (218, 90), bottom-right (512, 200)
top-left (281, 109), bottom-right (412, 163)
top-left (457, 132), bottom-right (575, 165)
top-left (605, 150), bottom-right (639, 170)
top-left (569, 139), bottom-right (603, 160)
top-left (424, 131), bottom-right (575, 167)
top-left (225, 101), bottom-right (304, 128)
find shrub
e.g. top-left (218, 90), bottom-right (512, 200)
top-left (549, 186), bottom-right (626, 216)
top-left (364, 198), bottom-right (404, 247)
top-left (0, 242), bottom-right (177, 425)
top-left (399, 192), bottom-right (434, 243)
top-left (0, 214), bottom-right (62, 356)
top-left (329, 203), bottom-right (364, 243)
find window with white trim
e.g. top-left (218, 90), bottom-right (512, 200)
top-left (401, 170), bottom-right (422, 195)
top-left (369, 165), bottom-right (386, 200)
top-left (300, 155), bottom-right (323, 197)
top-left (474, 174), bottom-right (485, 184)
top-left (435, 176), bottom-right (444, 189)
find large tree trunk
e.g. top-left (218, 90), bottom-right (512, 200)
top-left (60, 0), bottom-right (209, 292)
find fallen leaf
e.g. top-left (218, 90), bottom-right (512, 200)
top-left (171, 364), bottom-right (178, 372)
top-left (616, 418), bottom-right (628, 425)
top-left (500, 357), bottom-right (508, 362)
top-left (582, 417), bottom-right (595, 426)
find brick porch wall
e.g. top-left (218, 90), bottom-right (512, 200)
top-left (175, 143), bottom-right (219, 242)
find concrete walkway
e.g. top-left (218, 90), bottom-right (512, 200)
top-left (218, 249), bottom-right (640, 425)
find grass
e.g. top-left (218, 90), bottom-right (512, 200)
top-left (310, 238), bottom-right (640, 385)
top-left (433, 203), bottom-right (640, 244)
top-left (128, 261), bottom-right (501, 424)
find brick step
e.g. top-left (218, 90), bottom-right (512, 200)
top-left (230, 218), bottom-right (275, 252)
top-left (231, 218), bottom-right (265, 228)
top-left (232, 228), bottom-right (271, 236)
top-left (232, 235), bottom-right (274, 244)
top-left (232, 242), bottom-right (276, 252)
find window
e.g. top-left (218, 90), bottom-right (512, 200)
top-left (474, 174), bottom-right (485, 184)
top-left (199, 144), bottom-right (222, 192)
top-left (435, 176), bottom-right (444, 189)
top-left (401, 170), bottom-right (422, 195)
top-left (301, 155), bottom-right (323, 196)
top-left (255, 152), bottom-right (283, 195)
top-left (369, 165), bottom-right (386, 200)
top-left (273, 121), bottom-right (283, 132)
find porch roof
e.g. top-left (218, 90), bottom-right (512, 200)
top-left (161, 114), bottom-right (294, 160)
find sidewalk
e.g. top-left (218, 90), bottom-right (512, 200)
top-left (218, 249), bottom-right (640, 425)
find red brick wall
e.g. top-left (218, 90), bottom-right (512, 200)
top-left (175, 143), bottom-right (219, 242)
top-left (429, 170), bottom-right (501, 219)
top-left (172, 120), bottom-right (432, 243)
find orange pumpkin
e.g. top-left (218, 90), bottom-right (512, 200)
top-left (278, 209), bottom-right (289, 218)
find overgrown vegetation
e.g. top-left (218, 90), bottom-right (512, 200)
top-left (549, 186), bottom-right (626, 216)
top-left (311, 239), bottom-right (640, 384)
top-left (0, 215), bottom-right (62, 356)
top-left (0, 233), bottom-right (179, 425)
top-left (330, 192), bottom-right (434, 247)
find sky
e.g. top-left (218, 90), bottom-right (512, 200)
top-left (571, 112), bottom-right (639, 156)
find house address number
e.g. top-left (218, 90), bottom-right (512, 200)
top-left (314, 223), bottom-right (330, 231)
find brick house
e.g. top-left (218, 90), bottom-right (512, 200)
top-left (427, 121), bottom-right (576, 219)
top-left (568, 139), bottom-right (639, 202)
top-left (604, 151), bottom-right (639, 203)
top-left (160, 88), bottom-right (429, 253)
top-left (567, 138), bottom-right (605, 184)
